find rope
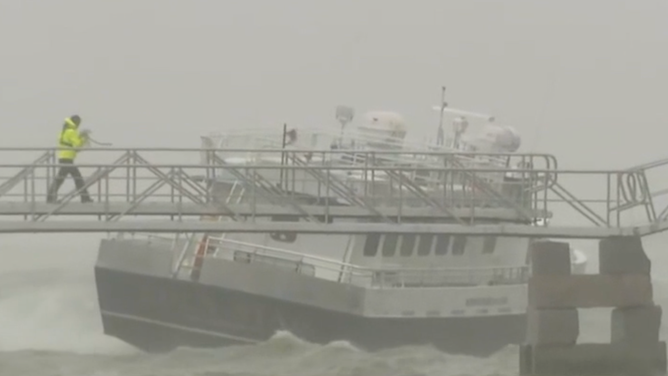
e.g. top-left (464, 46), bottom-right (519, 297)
top-left (87, 136), bottom-right (113, 147)
top-left (79, 129), bottom-right (113, 147)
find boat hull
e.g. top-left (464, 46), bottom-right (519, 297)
top-left (94, 236), bottom-right (528, 357)
top-left (95, 265), bottom-right (526, 357)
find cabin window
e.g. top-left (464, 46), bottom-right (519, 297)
top-left (382, 234), bottom-right (399, 256)
top-left (452, 236), bottom-right (467, 255)
top-left (482, 236), bottom-right (497, 254)
top-left (417, 235), bottom-right (434, 256)
top-left (434, 234), bottom-right (451, 255)
top-left (269, 215), bottom-right (298, 243)
top-left (400, 234), bottom-right (417, 256)
top-left (363, 234), bottom-right (381, 256)
top-left (315, 215), bottom-right (334, 224)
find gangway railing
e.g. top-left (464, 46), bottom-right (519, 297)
top-left (205, 153), bottom-right (321, 223)
top-left (0, 147), bottom-right (665, 238)
top-left (381, 168), bottom-right (468, 224)
top-left (285, 153), bottom-right (393, 223)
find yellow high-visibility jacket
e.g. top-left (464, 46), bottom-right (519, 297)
top-left (58, 117), bottom-right (87, 160)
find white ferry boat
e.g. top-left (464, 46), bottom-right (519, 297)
top-left (94, 98), bottom-right (587, 356)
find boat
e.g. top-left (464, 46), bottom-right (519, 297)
top-left (94, 93), bottom-right (587, 357)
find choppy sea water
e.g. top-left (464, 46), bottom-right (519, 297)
top-left (1, 239), bottom-right (667, 376)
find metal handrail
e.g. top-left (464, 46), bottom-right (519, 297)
top-left (0, 147), bottom-right (667, 235)
top-left (206, 245), bottom-right (529, 288)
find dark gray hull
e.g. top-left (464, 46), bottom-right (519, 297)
top-left (95, 267), bottom-right (526, 357)
top-left (94, 237), bottom-right (528, 357)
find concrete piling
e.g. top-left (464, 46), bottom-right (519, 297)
top-left (520, 237), bottom-right (666, 375)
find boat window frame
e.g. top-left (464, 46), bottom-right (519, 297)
top-left (452, 235), bottom-right (467, 255)
top-left (417, 235), bottom-right (434, 256)
top-left (382, 234), bottom-right (399, 257)
top-left (400, 234), bottom-right (417, 256)
top-left (434, 234), bottom-right (451, 255)
top-left (363, 234), bottom-right (381, 257)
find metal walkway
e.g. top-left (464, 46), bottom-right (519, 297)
top-left (0, 147), bottom-right (665, 238)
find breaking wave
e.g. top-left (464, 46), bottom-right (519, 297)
top-left (0, 267), bottom-right (132, 355)
top-left (0, 265), bottom-right (519, 376)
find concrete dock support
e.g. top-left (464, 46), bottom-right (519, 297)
top-left (520, 237), bottom-right (666, 375)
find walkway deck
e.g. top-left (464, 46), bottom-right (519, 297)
top-left (0, 220), bottom-right (652, 238)
top-left (0, 147), bottom-right (664, 238)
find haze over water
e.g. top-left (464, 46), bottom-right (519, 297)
top-left (2, 0), bottom-right (668, 375)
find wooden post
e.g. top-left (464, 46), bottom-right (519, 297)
top-left (520, 237), bottom-right (666, 376)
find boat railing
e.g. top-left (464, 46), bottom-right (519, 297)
top-left (202, 127), bottom-right (525, 171)
top-left (369, 265), bottom-right (530, 288)
top-left (201, 128), bottom-right (558, 190)
top-left (203, 126), bottom-right (501, 159)
top-left (204, 236), bottom-right (364, 275)
top-left (204, 236), bottom-right (529, 288)
top-left (200, 145), bottom-right (555, 215)
top-left (203, 126), bottom-right (493, 158)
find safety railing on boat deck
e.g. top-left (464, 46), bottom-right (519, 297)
top-left (201, 128), bottom-right (548, 175)
top-left (201, 129), bottom-right (558, 208)
top-left (202, 236), bottom-right (530, 288)
top-left (0, 147), bottom-right (667, 230)
top-left (199, 147), bottom-right (557, 223)
top-left (203, 126), bottom-right (499, 159)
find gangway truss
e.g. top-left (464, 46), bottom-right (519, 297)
top-left (0, 147), bottom-right (664, 238)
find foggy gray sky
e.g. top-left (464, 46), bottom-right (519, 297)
top-left (2, 0), bottom-right (667, 165)
top-left (1, 0), bottom-right (668, 271)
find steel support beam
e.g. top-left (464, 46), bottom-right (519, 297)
top-left (0, 220), bottom-right (655, 238)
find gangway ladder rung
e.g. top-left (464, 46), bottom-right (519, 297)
top-left (382, 169), bottom-right (468, 225)
top-left (211, 154), bottom-right (321, 223)
top-left (287, 153), bottom-right (392, 223)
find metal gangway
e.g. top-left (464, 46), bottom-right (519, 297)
top-left (0, 147), bottom-right (664, 238)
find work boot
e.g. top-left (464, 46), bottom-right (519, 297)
top-left (81, 196), bottom-right (93, 204)
top-left (46, 194), bottom-right (56, 204)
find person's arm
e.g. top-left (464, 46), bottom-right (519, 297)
top-left (63, 129), bottom-right (88, 149)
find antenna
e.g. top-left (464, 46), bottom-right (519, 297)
top-left (335, 105), bottom-right (355, 146)
top-left (432, 105), bottom-right (495, 123)
top-left (431, 90), bottom-right (497, 150)
top-left (436, 86), bottom-right (447, 146)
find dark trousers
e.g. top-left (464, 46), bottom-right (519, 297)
top-left (47, 158), bottom-right (92, 203)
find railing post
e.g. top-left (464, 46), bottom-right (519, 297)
top-left (325, 167), bottom-right (330, 223)
top-left (606, 172), bottom-right (611, 226)
top-left (132, 158), bottom-right (137, 202)
top-left (398, 168), bottom-right (403, 222)
top-left (105, 172), bottom-right (110, 220)
top-left (126, 153), bottom-right (130, 202)
top-left (178, 167), bottom-right (183, 222)
top-left (30, 167), bottom-right (35, 220)
top-left (250, 167), bottom-right (256, 222)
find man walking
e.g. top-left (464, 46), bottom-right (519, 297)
top-left (46, 115), bottom-right (93, 203)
